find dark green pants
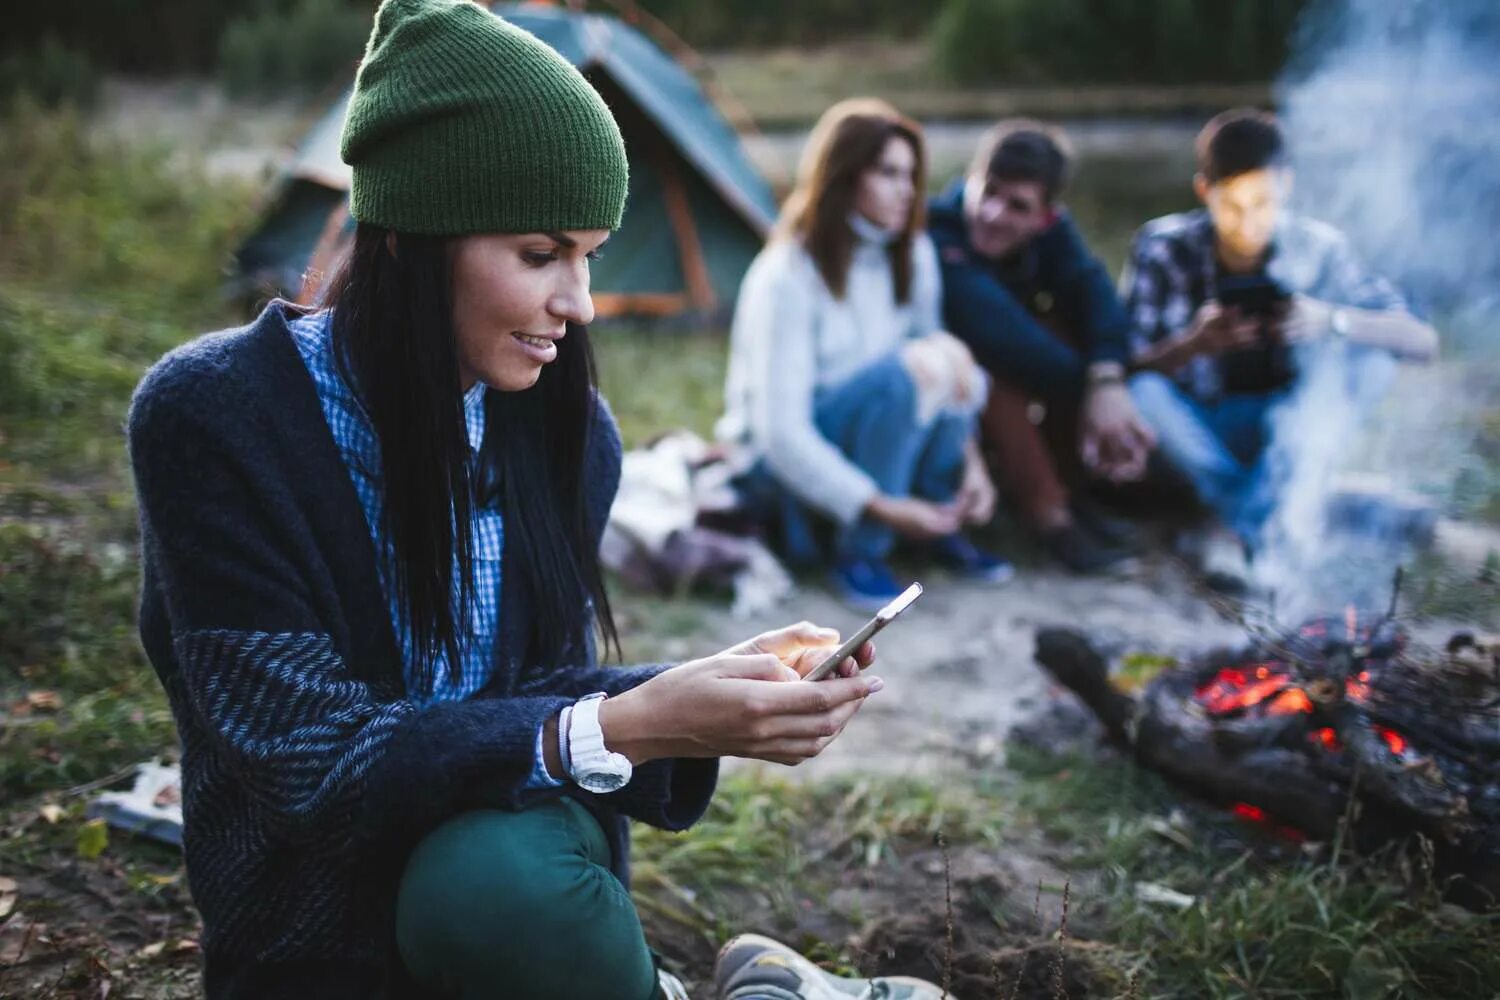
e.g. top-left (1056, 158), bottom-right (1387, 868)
top-left (396, 797), bottom-right (658, 1000)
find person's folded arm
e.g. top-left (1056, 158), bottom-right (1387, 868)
top-left (1046, 216), bottom-right (1134, 370)
top-left (1119, 229), bottom-right (1189, 374)
top-left (939, 255), bottom-right (1087, 400)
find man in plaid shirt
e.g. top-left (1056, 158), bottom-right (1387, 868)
top-left (1120, 109), bottom-right (1437, 587)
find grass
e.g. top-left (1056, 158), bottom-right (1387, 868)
top-left (628, 748), bottom-right (1500, 996)
top-left (3, 100), bottom-right (1498, 998)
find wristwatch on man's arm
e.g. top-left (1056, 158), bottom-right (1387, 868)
top-left (1329, 307), bottom-right (1351, 339)
top-left (560, 693), bottom-right (633, 793)
top-left (1086, 360), bottom-right (1126, 389)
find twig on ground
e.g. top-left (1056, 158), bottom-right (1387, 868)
top-left (1330, 762), bottom-right (1363, 870)
top-left (1050, 880), bottom-right (1071, 1000)
top-left (1007, 880), bottom-right (1044, 1000)
top-left (938, 831), bottom-right (953, 1000)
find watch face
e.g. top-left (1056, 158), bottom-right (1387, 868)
top-left (579, 770), bottom-right (629, 794)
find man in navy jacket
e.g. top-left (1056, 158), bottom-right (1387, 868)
top-left (930, 120), bottom-right (1155, 572)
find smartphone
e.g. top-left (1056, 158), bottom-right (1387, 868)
top-left (802, 583), bottom-right (923, 682)
top-left (1217, 274), bottom-right (1292, 322)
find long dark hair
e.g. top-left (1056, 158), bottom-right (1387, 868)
top-left (321, 224), bottom-right (618, 695)
top-left (775, 97), bottom-right (927, 302)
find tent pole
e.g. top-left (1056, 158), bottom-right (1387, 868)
top-left (652, 141), bottom-right (717, 315)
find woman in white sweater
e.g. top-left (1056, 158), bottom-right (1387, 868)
top-left (718, 99), bottom-right (1009, 609)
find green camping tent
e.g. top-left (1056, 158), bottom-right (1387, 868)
top-left (233, 2), bottom-right (777, 321)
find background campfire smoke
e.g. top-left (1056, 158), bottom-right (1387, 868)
top-left (1247, 0), bottom-right (1500, 617)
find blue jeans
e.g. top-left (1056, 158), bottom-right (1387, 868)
top-left (1129, 342), bottom-right (1397, 546)
top-left (745, 353), bottom-right (972, 565)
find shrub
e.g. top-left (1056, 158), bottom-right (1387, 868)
top-left (218, 0), bottom-right (368, 99)
top-left (927, 0), bottom-right (1024, 85)
top-left (930, 0), bottom-right (1306, 85)
top-left (0, 104), bottom-right (253, 472)
top-left (0, 35), bottom-right (99, 108)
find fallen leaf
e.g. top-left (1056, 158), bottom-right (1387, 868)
top-left (26, 690), bottom-right (62, 712)
top-left (77, 818), bottom-right (109, 860)
top-left (137, 941), bottom-right (167, 960)
top-left (1112, 651), bottom-right (1177, 693)
top-left (0, 880), bottom-right (17, 929)
top-left (0, 918), bottom-right (44, 964)
top-left (174, 938), bottom-right (199, 952)
top-left (39, 803), bottom-right (64, 824)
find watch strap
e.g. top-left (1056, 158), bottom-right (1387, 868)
top-left (568, 693), bottom-right (610, 772)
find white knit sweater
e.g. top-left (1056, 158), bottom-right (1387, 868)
top-left (716, 216), bottom-right (944, 525)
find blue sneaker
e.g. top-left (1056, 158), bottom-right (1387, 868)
top-left (932, 534), bottom-right (1014, 584)
top-left (831, 557), bottom-right (904, 612)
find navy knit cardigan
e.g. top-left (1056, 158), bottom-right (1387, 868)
top-left (127, 302), bottom-right (717, 999)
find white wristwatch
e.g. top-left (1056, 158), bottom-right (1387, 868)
top-left (563, 693), bottom-right (633, 794)
top-left (1329, 307), bottom-right (1351, 339)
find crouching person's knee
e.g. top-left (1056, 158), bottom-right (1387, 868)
top-left (900, 332), bottom-right (988, 421)
top-left (396, 798), bottom-right (657, 1000)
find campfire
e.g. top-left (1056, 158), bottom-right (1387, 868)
top-left (1033, 607), bottom-right (1500, 904)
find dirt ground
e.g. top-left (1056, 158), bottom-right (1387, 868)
top-left (652, 554), bottom-right (1245, 784)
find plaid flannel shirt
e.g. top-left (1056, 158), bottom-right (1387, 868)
top-left (289, 310), bottom-right (561, 787)
top-left (1120, 209), bottom-right (1409, 400)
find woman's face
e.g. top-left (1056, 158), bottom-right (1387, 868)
top-left (448, 229), bottom-right (610, 392)
top-left (853, 135), bottom-right (917, 234)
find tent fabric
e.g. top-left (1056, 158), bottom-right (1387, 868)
top-left (233, 2), bottom-right (777, 320)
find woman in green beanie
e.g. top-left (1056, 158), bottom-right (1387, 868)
top-left (127, 2), bottom-right (899, 997)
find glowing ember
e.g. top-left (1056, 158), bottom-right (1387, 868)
top-left (1195, 664), bottom-right (1294, 714)
top-left (1232, 802), bottom-right (1266, 822)
top-left (1374, 725), bottom-right (1408, 756)
top-left (1314, 727), bottom-right (1342, 750)
top-left (1229, 801), bottom-right (1307, 841)
top-left (1266, 688), bottom-right (1314, 715)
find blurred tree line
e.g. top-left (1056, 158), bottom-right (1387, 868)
top-left (929, 0), bottom-right (1307, 84)
top-left (3, 0), bottom-right (1308, 105)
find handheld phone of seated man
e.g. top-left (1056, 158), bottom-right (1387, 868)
top-left (802, 583), bottom-right (923, 682)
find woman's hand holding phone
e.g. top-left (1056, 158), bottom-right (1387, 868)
top-left (597, 621), bottom-right (879, 767)
top-left (721, 620), bottom-right (875, 680)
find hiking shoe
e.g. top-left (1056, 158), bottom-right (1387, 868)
top-left (931, 534), bottom-right (1015, 584)
top-left (1043, 522), bottom-right (1134, 574)
top-left (831, 557), bottom-right (905, 612)
top-left (658, 968), bottom-right (691, 1000)
top-left (714, 933), bottom-right (952, 1000)
top-left (1070, 498), bottom-right (1143, 552)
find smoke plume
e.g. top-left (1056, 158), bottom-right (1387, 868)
top-left (1250, 0), bottom-right (1500, 617)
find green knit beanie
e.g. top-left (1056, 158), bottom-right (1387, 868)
top-left (341, 0), bottom-right (629, 235)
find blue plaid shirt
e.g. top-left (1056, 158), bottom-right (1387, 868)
top-left (289, 310), bottom-right (560, 786)
top-left (1120, 209), bottom-right (1409, 400)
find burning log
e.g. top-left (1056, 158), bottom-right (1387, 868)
top-left (1034, 612), bottom-right (1500, 904)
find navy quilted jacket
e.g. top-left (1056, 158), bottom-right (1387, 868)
top-left (128, 302), bottom-right (717, 999)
